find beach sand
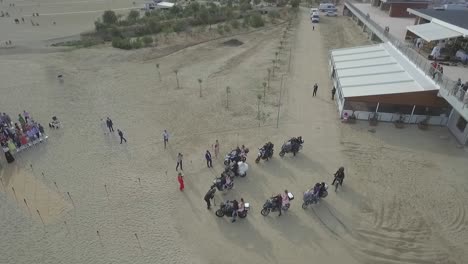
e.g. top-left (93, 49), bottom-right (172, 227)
top-left (1, 4), bottom-right (468, 264)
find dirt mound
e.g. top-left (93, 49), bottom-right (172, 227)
top-left (222, 39), bottom-right (244, 46)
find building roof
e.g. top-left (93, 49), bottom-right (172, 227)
top-left (381, 0), bottom-right (430, 3)
top-left (408, 9), bottom-right (468, 31)
top-left (407, 22), bottom-right (462, 41)
top-left (330, 43), bottom-right (438, 98)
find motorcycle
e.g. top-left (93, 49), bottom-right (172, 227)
top-left (279, 137), bottom-right (304, 157)
top-left (224, 148), bottom-right (249, 166)
top-left (215, 200), bottom-right (250, 218)
top-left (255, 142), bottom-right (274, 163)
top-left (224, 161), bottom-right (249, 178)
top-left (211, 175), bottom-right (234, 191)
top-left (302, 183), bottom-right (328, 209)
top-left (261, 192), bottom-right (294, 216)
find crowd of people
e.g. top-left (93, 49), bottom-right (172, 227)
top-left (1, 111), bottom-right (47, 163)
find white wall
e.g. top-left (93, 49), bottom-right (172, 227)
top-left (447, 110), bottom-right (468, 145)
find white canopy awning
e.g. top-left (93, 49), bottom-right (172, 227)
top-left (407, 23), bottom-right (462, 42)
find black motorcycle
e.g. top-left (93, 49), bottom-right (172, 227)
top-left (215, 201), bottom-right (250, 218)
top-left (211, 175), bottom-right (234, 191)
top-left (224, 148), bottom-right (248, 166)
top-left (279, 137), bottom-right (304, 157)
top-left (302, 184), bottom-right (328, 209)
top-left (261, 193), bottom-right (294, 216)
top-left (255, 142), bottom-right (274, 163)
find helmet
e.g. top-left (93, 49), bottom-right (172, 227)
top-left (339, 166), bottom-right (344, 171)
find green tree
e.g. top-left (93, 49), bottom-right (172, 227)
top-left (103, 10), bottom-right (118, 25)
top-left (127, 10), bottom-right (140, 22)
top-left (253, 0), bottom-right (261, 5)
top-left (291, 0), bottom-right (301, 8)
top-left (224, 24), bottom-right (231, 33)
top-left (173, 20), bottom-right (187, 33)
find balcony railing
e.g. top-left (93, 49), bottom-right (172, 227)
top-left (344, 0), bottom-right (468, 112)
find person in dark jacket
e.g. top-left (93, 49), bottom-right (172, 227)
top-left (332, 166), bottom-right (345, 186)
top-left (231, 200), bottom-right (239, 222)
top-left (204, 187), bottom-right (216, 209)
top-left (117, 129), bottom-right (127, 144)
top-left (205, 150), bottom-right (212, 168)
top-left (106, 117), bottom-right (114, 132)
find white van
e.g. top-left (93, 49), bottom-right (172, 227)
top-left (310, 8), bottom-right (319, 14)
top-left (319, 3), bottom-right (337, 12)
top-left (311, 12), bottom-right (320, 23)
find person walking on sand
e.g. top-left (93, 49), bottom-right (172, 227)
top-left (176, 153), bottom-right (183, 171)
top-left (205, 150), bottom-right (212, 168)
top-left (313, 83), bottom-right (318, 97)
top-left (332, 86), bottom-right (336, 100)
top-left (117, 129), bottom-right (127, 144)
top-left (213, 139), bottom-right (220, 159)
top-left (163, 129), bottom-right (169, 149)
top-left (106, 117), bottom-right (114, 132)
top-left (177, 172), bottom-right (184, 191)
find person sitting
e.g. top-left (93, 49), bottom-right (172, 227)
top-left (231, 199), bottom-right (239, 223)
top-left (281, 190), bottom-right (290, 208)
top-left (223, 174), bottom-right (232, 189)
top-left (271, 194), bottom-right (282, 216)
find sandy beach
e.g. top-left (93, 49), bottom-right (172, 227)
top-left (1, 2), bottom-right (468, 263)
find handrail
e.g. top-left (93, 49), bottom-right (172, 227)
top-left (344, 0), bottom-right (468, 109)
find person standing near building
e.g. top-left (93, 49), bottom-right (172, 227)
top-left (332, 86), bottom-right (336, 100)
top-left (163, 129), bottom-right (169, 149)
top-left (117, 129), bottom-right (127, 144)
top-left (106, 117), bottom-right (114, 132)
top-left (177, 172), bottom-right (184, 191)
top-left (313, 83), bottom-right (318, 97)
top-left (176, 153), bottom-right (183, 171)
top-left (205, 150), bottom-right (212, 168)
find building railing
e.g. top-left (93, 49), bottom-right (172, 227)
top-left (344, 0), bottom-right (468, 110)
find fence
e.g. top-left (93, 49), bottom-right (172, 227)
top-left (344, 0), bottom-right (468, 109)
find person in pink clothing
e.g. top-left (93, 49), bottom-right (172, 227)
top-left (177, 172), bottom-right (184, 191)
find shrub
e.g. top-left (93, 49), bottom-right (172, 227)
top-left (109, 26), bottom-right (123, 38)
top-left (94, 20), bottom-right (107, 32)
top-left (112, 38), bottom-right (132, 50)
top-left (103, 10), bottom-right (118, 25)
top-left (173, 20), bottom-right (187, 33)
top-left (268, 10), bottom-right (280, 19)
top-left (249, 14), bottom-right (264, 28)
top-left (242, 15), bottom-right (250, 28)
top-left (217, 24), bottom-right (224, 35)
top-left (127, 10), bottom-right (140, 22)
top-left (230, 20), bottom-right (240, 29)
top-left (142, 36), bottom-right (153, 46)
top-left (224, 24), bottom-right (231, 33)
top-left (147, 19), bottom-right (162, 34)
top-left (240, 3), bottom-right (252, 12)
top-left (132, 38), bottom-right (143, 49)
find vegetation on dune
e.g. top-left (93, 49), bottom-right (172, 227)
top-left (82, 0), bottom-right (295, 50)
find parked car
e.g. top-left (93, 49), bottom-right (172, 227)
top-left (319, 3), bottom-right (337, 12)
top-left (326, 11), bottom-right (337, 16)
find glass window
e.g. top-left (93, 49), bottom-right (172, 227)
top-left (343, 101), bottom-right (378, 112)
top-left (413, 106), bottom-right (451, 116)
top-left (456, 116), bottom-right (467, 132)
top-left (377, 103), bottom-right (413, 114)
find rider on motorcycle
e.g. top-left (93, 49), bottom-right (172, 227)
top-left (231, 199), bottom-right (239, 223)
top-left (271, 194), bottom-right (282, 216)
top-left (332, 167), bottom-right (345, 186)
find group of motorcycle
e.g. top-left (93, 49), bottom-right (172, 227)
top-left (210, 137), bottom-right (345, 221)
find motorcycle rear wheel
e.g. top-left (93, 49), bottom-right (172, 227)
top-left (255, 157), bottom-right (260, 163)
top-left (279, 151), bottom-right (285, 157)
top-left (261, 208), bottom-right (270, 216)
top-left (215, 209), bottom-right (225, 217)
top-left (321, 190), bottom-right (328, 198)
top-left (302, 202), bottom-right (308, 209)
top-left (239, 211), bottom-right (247, 218)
